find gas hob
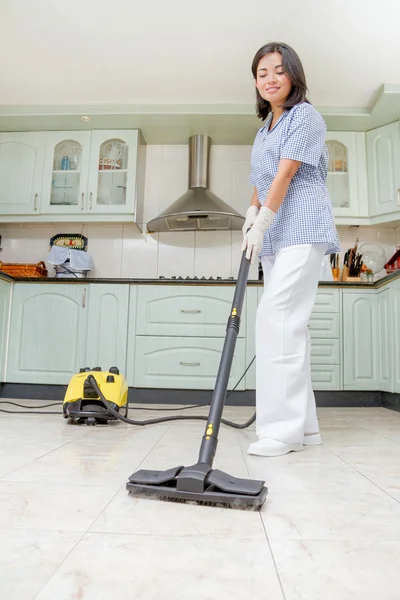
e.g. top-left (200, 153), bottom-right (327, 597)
top-left (158, 275), bottom-right (235, 281)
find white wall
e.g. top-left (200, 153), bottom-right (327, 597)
top-left (0, 144), bottom-right (399, 279)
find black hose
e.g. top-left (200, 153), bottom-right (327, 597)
top-left (0, 357), bottom-right (256, 428)
top-left (87, 374), bottom-right (256, 430)
top-left (0, 400), bottom-right (63, 409)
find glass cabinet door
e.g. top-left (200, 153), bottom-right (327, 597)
top-left (88, 130), bottom-right (139, 215)
top-left (96, 139), bottom-right (128, 206)
top-left (326, 140), bottom-right (349, 209)
top-left (50, 140), bottom-right (82, 207)
top-left (41, 131), bottom-right (91, 214)
top-left (325, 132), bottom-right (362, 218)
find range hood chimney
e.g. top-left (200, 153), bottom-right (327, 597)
top-left (146, 135), bottom-right (245, 232)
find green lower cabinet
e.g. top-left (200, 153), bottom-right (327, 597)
top-left (7, 283), bottom-right (89, 384)
top-left (391, 279), bottom-right (400, 393)
top-left (248, 286), bottom-right (341, 391)
top-left (134, 336), bottom-right (246, 390)
top-left (377, 287), bottom-right (392, 392)
top-left (0, 279), bottom-right (11, 382)
top-left (84, 284), bottom-right (130, 375)
top-left (343, 290), bottom-right (378, 390)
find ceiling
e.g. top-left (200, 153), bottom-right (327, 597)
top-left (1, 0), bottom-right (400, 142)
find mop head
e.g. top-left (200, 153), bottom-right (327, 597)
top-left (126, 464), bottom-right (268, 511)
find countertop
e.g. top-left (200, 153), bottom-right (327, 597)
top-left (1, 271), bottom-right (400, 289)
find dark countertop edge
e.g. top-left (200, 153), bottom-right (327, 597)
top-left (1, 271), bottom-right (399, 288)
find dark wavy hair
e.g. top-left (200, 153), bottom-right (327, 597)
top-left (252, 42), bottom-right (309, 120)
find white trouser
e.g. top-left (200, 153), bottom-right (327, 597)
top-left (256, 244), bottom-right (328, 444)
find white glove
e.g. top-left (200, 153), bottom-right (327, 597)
top-left (242, 205), bottom-right (259, 237)
top-left (241, 206), bottom-right (275, 264)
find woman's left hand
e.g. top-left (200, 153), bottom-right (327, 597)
top-left (241, 206), bottom-right (275, 263)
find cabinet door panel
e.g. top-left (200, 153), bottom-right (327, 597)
top-left (136, 286), bottom-right (245, 337)
top-left (0, 280), bottom-right (11, 381)
top-left (392, 281), bottom-right (400, 393)
top-left (41, 131), bottom-right (91, 214)
top-left (311, 365), bottom-right (340, 390)
top-left (367, 122), bottom-right (400, 217)
top-left (134, 336), bottom-right (246, 390)
top-left (343, 292), bottom-right (378, 390)
top-left (7, 284), bottom-right (88, 384)
top-left (85, 285), bottom-right (129, 374)
top-left (377, 288), bottom-right (392, 392)
top-left (0, 133), bottom-right (46, 214)
top-left (87, 131), bottom-right (139, 215)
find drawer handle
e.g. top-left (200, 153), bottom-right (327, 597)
top-left (180, 309), bottom-right (201, 314)
top-left (180, 361), bottom-right (200, 367)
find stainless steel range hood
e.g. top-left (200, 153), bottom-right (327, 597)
top-left (146, 135), bottom-right (245, 232)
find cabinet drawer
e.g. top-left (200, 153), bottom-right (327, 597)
top-left (311, 365), bottom-right (341, 390)
top-left (309, 314), bottom-right (340, 338)
top-left (310, 339), bottom-right (340, 365)
top-left (313, 289), bottom-right (340, 313)
top-left (134, 336), bottom-right (246, 390)
top-left (136, 286), bottom-right (244, 338)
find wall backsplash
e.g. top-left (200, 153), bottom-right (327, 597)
top-left (1, 144), bottom-right (399, 280)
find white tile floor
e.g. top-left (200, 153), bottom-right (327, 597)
top-left (1, 405), bottom-right (400, 599)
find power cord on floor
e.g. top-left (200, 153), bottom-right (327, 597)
top-left (0, 357), bottom-right (256, 429)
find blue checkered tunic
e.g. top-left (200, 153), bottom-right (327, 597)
top-left (249, 102), bottom-right (340, 256)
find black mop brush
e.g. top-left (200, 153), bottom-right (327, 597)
top-left (126, 250), bottom-right (268, 510)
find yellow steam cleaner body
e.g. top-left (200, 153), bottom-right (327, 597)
top-left (63, 367), bottom-right (128, 425)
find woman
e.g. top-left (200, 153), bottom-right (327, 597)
top-left (242, 42), bottom-right (340, 457)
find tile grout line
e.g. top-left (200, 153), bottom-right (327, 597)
top-left (87, 423), bottom-right (173, 533)
top-left (32, 424), bottom-right (173, 599)
top-left (0, 430), bottom-right (92, 481)
top-left (261, 518), bottom-right (287, 600)
top-left (323, 444), bottom-right (400, 505)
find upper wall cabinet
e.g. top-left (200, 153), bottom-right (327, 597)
top-left (86, 131), bottom-right (139, 215)
top-left (326, 132), bottom-right (368, 218)
top-left (0, 132), bottom-right (46, 215)
top-left (0, 129), bottom-right (145, 223)
top-left (41, 131), bottom-right (92, 215)
top-left (366, 121), bottom-right (400, 217)
top-left (41, 130), bottom-right (142, 218)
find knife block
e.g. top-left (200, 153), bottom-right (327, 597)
top-left (341, 266), bottom-right (361, 282)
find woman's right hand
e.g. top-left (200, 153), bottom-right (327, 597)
top-left (242, 205), bottom-right (259, 237)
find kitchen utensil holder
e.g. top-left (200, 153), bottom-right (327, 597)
top-left (341, 266), bottom-right (360, 282)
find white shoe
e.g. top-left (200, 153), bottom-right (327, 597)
top-left (303, 433), bottom-right (322, 446)
top-left (248, 438), bottom-right (303, 457)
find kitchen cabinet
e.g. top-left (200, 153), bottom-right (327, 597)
top-left (40, 130), bottom-right (142, 218)
top-left (85, 284), bottom-right (130, 374)
top-left (136, 285), bottom-right (246, 338)
top-left (41, 131), bottom-right (92, 215)
top-left (326, 132), bottom-right (368, 218)
top-left (246, 287), bottom-right (341, 391)
top-left (0, 279), bottom-right (11, 382)
top-left (6, 284), bottom-right (89, 384)
top-left (133, 285), bottom-right (247, 390)
top-left (134, 336), bottom-right (246, 390)
top-left (0, 132), bottom-right (46, 215)
top-left (342, 290), bottom-right (378, 390)
top-left (391, 278), bottom-right (400, 393)
top-left (377, 287), bottom-right (392, 392)
top-left (366, 121), bottom-right (400, 217)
